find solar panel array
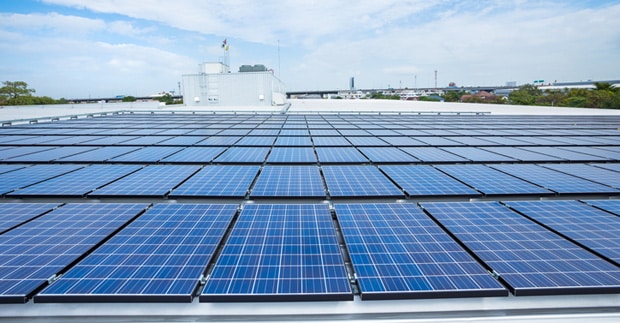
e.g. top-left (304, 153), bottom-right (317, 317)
top-left (1, 112), bottom-right (620, 304)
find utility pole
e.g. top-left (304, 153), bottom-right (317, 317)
top-left (434, 70), bottom-right (438, 89)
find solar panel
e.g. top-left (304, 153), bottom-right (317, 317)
top-left (108, 147), bottom-right (184, 163)
top-left (335, 203), bottom-right (507, 300)
top-left (56, 146), bottom-right (141, 162)
top-left (504, 200), bottom-right (620, 265)
top-left (266, 147), bottom-right (317, 163)
top-left (120, 136), bottom-right (172, 145)
top-left (197, 136), bottom-right (241, 146)
top-left (591, 163), bottom-right (620, 173)
top-left (582, 200), bottom-right (620, 217)
top-left (3, 146), bottom-right (98, 162)
top-left (35, 204), bottom-right (237, 303)
top-left (0, 203), bottom-right (148, 303)
top-left (311, 136), bottom-right (350, 146)
top-left (400, 147), bottom-right (468, 163)
top-left (170, 165), bottom-right (259, 197)
top-left (8, 165), bottom-right (141, 197)
top-left (480, 147), bottom-right (563, 162)
top-left (213, 147), bottom-right (269, 163)
top-left (440, 147), bottom-right (516, 162)
top-left (0, 164), bottom-right (84, 195)
top-left (322, 165), bottom-right (404, 197)
top-left (380, 165), bottom-right (480, 197)
top-left (519, 147), bottom-right (607, 161)
top-left (201, 204), bottom-right (352, 301)
top-left (539, 163), bottom-right (620, 189)
top-left (274, 136), bottom-right (313, 146)
top-left (0, 164), bottom-right (28, 175)
top-left (420, 201), bottom-right (620, 296)
top-left (315, 147), bottom-right (368, 163)
top-left (357, 147), bottom-right (419, 163)
top-left (155, 136), bottom-right (207, 146)
top-left (490, 164), bottom-right (620, 194)
top-left (160, 147), bottom-right (225, 163)
top-left (251, 166), bottom-right (325, 197)
top-left (345, 136), bottom-right (389, 146)
top-left (0, 203), bottom-right (58, 234)
top-left (234, 136), bottom-right (276, 146)
top-left (89, 165), bottom-right (200, 197)
top-left (436, 165), bottom-right (551, 196)
top-left (558, 146), bottom-right (620, 161)
top-left (377, 136), bottom-right (426, 146)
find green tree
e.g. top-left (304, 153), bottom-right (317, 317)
top-left (122, 96), bottom-right (137, 102)
top-left (444, 90), bottom-right (467, 102)
top-left (0, 81), bottom-right (35, 101)
top-left (508, 84), bottom-right (542, 105)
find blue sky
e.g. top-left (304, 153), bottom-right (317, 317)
top-left (1, 0), bottom-right (619, 98)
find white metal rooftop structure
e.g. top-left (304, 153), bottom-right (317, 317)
top-left (0, 99), bottom-right (619, 322)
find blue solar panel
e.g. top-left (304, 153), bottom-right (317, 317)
top-left (198, 136), bottom-right (241, 146)
top-left (56, 146), bottom-right (141, 162)
top-left (234, 136), bottom-right (276, 146)
top-left (201, 204), bottom-right (352, 301)
top-left (520, 147), bottom-right (607, 161)
top-left (539, 163), bottom-right (620, 189)
top-left (36, 204), bottom-right (237, 303)
top-left (399, 147), bottom-right (468, 163)
top-left (155, 136), bottom-right (207, 146)
top-left (311, 136), bottom-right (350, 146)
top-left (8, 165), bottom-right (141, 197)
top-left (170, 165), bottom-right (259, 197)
top-left (378, 136), bottom-right (426, 146)
top-left (441, 147), bottom-right (516, 162)
top-left (0, 203), bottom-right (148, 303)
top-left (213, 147), bottom-right (269, 163)
top-left (380, 165), bottom-right (480, 197)
top-left (480, 147), bottom-right (564, 162)
top-left (120, 136), bottom-right (172, 145)
top-left (504, 200), bottom-right (620, 266)
top-left (107, 147), bottom-right (184, 162)
top-left (266, 147), bottom-right (317, 163)
top-left (89, 165), bottom-right (200, 197)
top-left (0, 164), bottom-right (84, 195)
top-left (346, 136), bottom-right (389, 146)
top-left (322, 165), bottom-right (404, 197)
top-left (421, 201), bottom-right (620, 296)
top-left (436, 165), bottom-right (551, 196)
top-left (0, 146), bottom-right (56, 160)
top-left (274, 136), bottom-right (313, 146)
top-left (160, 147), bottom-right (225, 163)
top-left (490, 164), bottom-right (620, 194)
top-left (3, 146), bottom-right (98, 162)
top-left (315, 147), bottom-right (368, 163)
top-left (335, 203), bottom-right (507, 300)
top-left (0, 164), bottom-right (28, 175)
top-left (0, 203), bottom-right (58, 234)
top-left (358, 147), bottom-right (419, 163)
top-left (592, 163), bottom-right (620, 173)
top-left (559, 147), bottom-right (620, 161)
top-left (582, 200), bottom-right (620, 216)
top-left (251, 166), bottom-right (325, 197)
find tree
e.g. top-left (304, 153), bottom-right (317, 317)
top-left (122, 96), bottom-right (137, 102)
top-left (0, 81), bottom-right (35, 100)
top-left (508, 84), bottom-right (542, 105)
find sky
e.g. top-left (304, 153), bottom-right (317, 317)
top-left (1, 0), bottom-right (619, 99)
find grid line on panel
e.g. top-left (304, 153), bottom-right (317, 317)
top-left (420, 201), bottom-right (620, 296)
top-left (36, 204), bottom-right (238, 303)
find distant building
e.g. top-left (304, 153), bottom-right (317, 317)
top-left (182, 62), bottom-right (286, 106)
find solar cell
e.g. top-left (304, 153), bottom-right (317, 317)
top-left (322, 165), bottom-right (404, 197)
top-left (0, 164), bottom-right (84, 195)
top-left (108, 147), bottom-right (184, 163)
top-left (197, 136), bottom-right (241, 146)
top-left (539, 163), bottom-right (620, 189)
top-left (266, 147), bottom-right (317, 163)
top-left (234, 136), bottom-right (276, 146)
top-left (420, 201), bottom-right (620, 296)
top-left (214, 147), bottom-right (269, 163)
top-left (436, 165), bottom-right (551, 196)
top-left (0, 203), bottom-right (58, 234)
top-left (441, 147), bottom-right (516, 162)
top-left (311, 136), bottom-right (350, 146)
top-left (380, 165), bottom-right (480, 197)
top-left (315, 147), bottom-right (368, 163)
top-left (345, 136), bottom-right (389, 146)
top-left (160, 147), bottom-right (225, 163)
top-left (170, 165), bottom-right (259, 197)
top-left (251, 166), bottom-right (325, 197)
top-left (274, 136), bottom-right (313, 146)
top-left (8, 165), bottom-right (141, 197)
top-left (56, 146), bottom-right (141, 162)
top-left (335, 203), bottom-right (507, 299)
top-left (400, 147), bottom-right (468, 163)
top-left (582, 200), bottom-right (620, 217)
top-left (490, 164), bottom-right (619, 194)
top-left (89, 165), bottom-right (200, 197)
top-left (201, 204), bottom-right (352, 301)
top-left (0, 203), bottom-right (148, 303)
top-left (504, 200), bottom-right (620, 265)
top-left (358, 147), bottom-right (419, 163)
top-left (36, 204), bottom-right (237, 303)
